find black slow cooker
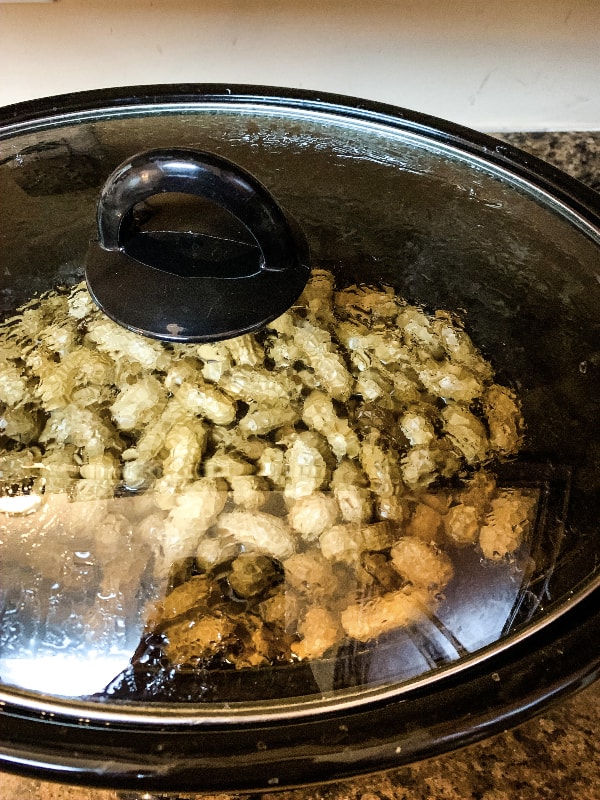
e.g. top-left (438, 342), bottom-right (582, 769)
top-left (0, 85), bottom-right (598, 793)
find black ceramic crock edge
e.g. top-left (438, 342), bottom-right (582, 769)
top-left (0, 588), bottom-right (598, 793)
top-left (1, 83), bottom-right (599, 225)
top-left (1, 83), bottom-right (599, 792)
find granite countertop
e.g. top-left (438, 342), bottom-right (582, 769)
top-left (494, 131), bottom-right (600, 194)
top-left (1, 131), bottom-right (599, 800)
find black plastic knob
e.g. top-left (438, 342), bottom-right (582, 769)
top-left (85, 148), bottom-right (310, 342)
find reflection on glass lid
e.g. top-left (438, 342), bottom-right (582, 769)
top-left (0, 266), bottom-right (558, 703)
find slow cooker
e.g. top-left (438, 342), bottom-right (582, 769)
top-left (0, 85), bottom-right (598, 793)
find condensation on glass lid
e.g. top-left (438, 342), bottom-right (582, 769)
top-left (0, 267), bottom-right (547, 701)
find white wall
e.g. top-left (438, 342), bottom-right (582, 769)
top-left (1, 0), bottom-right (599, 131)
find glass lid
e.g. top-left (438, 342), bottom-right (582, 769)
top-left (0, 87), bottom-right (599, 720)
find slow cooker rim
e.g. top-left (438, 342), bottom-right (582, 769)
top-left (1, 83), bottom-right (598, 227)
top-left (0, 83), bottom-right (599, 792)
top-left (0, 585), bottom-right (597, 792)
top-left (0, 567), bottom-right (599, 724)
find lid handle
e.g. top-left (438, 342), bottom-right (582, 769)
top-left (85, 148), bottom-right (310, 342)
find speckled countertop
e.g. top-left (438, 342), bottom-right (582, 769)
top-left (1, 131), bottom-right (599, 800)
top-left (495, 131), bottom-right (600, 194)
